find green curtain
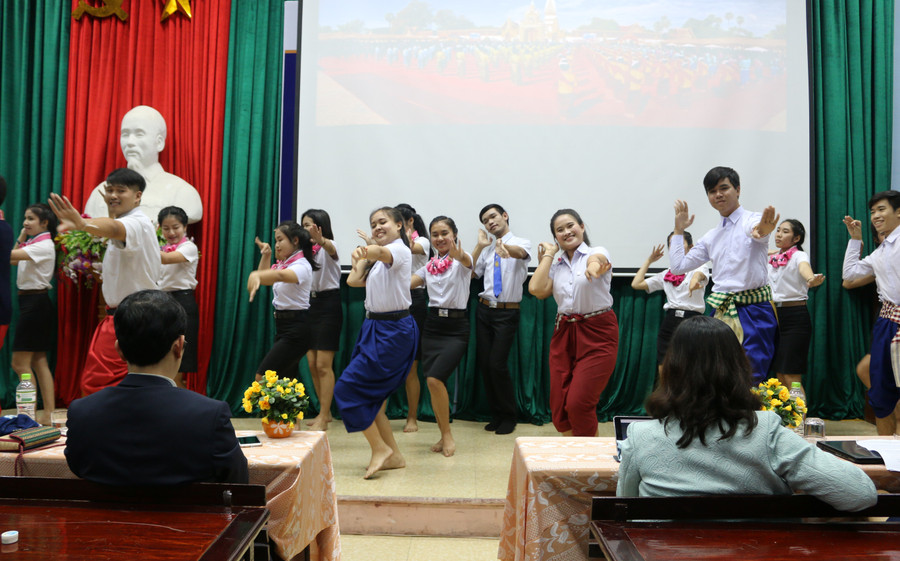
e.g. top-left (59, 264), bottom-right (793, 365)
top-left (806, 0), bottom-right (893, 419)
top-left (209, 1), bottom-right (285, 406)
top-left (0, 1), bottom-right (69, 407)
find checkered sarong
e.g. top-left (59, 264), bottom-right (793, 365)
top-left (706, 285), bottom-right (774, 343)
top-left (879, 301), bottom-right (900, 386)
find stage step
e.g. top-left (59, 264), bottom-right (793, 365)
top-left (338, 495), bottom-right (504, 538)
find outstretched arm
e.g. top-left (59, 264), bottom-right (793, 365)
top-left (528, 242), bottom-right (557, 299)
top-left (49, 193), bottom-right (126, 241)
top-left (631, 244), bottom-right (664, 292)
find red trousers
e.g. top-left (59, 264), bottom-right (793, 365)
top-left (81, 315), bottom-right (127, 396)
top-left (549, 310), bottom-right (619, 436)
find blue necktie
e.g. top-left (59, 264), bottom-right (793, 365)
top-left (493, 253), bottom-right (502, 298)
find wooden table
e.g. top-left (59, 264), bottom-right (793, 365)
top-left (590, 520), bottom-right (900, 561)
top-left (0, 498), bottom-right (268, 560)
top-left (0, 430), bottom-right (340, 561)
top-left (499, 436), bottom-right (900, 561)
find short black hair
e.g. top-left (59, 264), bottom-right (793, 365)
top-left (479, 203), bottom-right (507, 223)
top-left (869, 190), bottom-right (900, 212)
top-left (703, 166), bottom-right (740, 193)
top-left (114, 290), bottom-right (186, 366)
top-left (667, 230), bottom-right (693, 247)
top-left (106, 168), bottom-right (146, 193)
top-left (158, 205), bottom-right (188, 227)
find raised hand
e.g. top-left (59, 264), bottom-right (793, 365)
top-left (807, 274), bottom-right (826, 288)
top-left (448, 238), bottom-right (465, 260)
top-left (48, 193), bottom-right (86, 233)
top-left (356, 228), bottom-right (374, 245)
top-left (495, 238), bottom-right (510, 259)
top-left (352, 245), bottom-right (369, 264)
top-left (843, 216), bottom-right (863, 240)
top-left (648, 244), bottom-right (664, 263)
top-left (673, 199), bottom-right (695, 233)
top-left (538, 242), bottom-right (559, 259)
top-left (308, 224), bottom-right (325, 245)
top-left (476, 229), bottom-right (490, 248)
top-left (254, 236), bottom-right (271, 257)
top-left (752, 206), bottom-right (779, 239)
top-left (585, 258), bottom-right (611, 281)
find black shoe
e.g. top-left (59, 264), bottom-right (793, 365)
top-left (485, 421), bottom-right (501, 432)
top-left (495, 420), bottom-right (516, 435)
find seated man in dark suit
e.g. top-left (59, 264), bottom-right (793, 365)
top-left (65, 289), bottom-right (248, 485)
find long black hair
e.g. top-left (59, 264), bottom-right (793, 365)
top-left (301, 208), bottom-right (335, 240)
top-left (396, 203), bottom-right (432, 256)
top-left (549, 208), bottom-right (591, 246)
top-left (779, 219), bottom-right (806, 251)
top-left (26, 203), bottom-right (58, 236)
top-left (646, 316), bottom-right (761, 448)
top-left (370, 207), bottom-right (410, 248)
top-left (276, 220), bottom-right (320, 271)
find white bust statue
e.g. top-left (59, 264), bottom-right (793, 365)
top-left (84, 105), bottom-right (203, 225)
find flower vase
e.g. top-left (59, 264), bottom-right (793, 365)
top-left (262, 418), bottom-right (294, 439)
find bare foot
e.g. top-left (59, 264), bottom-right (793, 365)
top-left (431, 437), bottom-right (456, 457)
top-left (306, 415), bottom-right (332, 427)
top-left (364, 449), bottom-right (406, 479)
top-left (309, 418), bottom-right (329, 431)
top-left (403, 419), bottom-right (418, 433)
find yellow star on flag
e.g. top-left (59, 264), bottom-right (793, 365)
top-left (161, 0), bottom-right (192, 22)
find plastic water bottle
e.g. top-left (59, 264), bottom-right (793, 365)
top-left (16, 373), bottom-right (37, 422)
top-left (789, 382), bottom-right (806, 435)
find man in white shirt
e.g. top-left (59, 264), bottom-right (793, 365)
top-left (842, 190), bottom-right (900, 435)
top-left (50, 168), bottom-right (161, 395)
top-left (669, 166), bottom-right (779, 383)
top-left (472, 204), bottom-right (532, 435)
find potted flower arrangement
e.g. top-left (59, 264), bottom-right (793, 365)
top-left (242, 370), bottom-right (309, 438)
top-left (752, 378), bottom-right (807, 429)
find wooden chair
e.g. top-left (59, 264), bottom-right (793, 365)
top-left (590, 494), bottom-right (900, 561)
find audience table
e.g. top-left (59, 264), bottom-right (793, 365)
top-left (0, 430), bottom-right (340, 561)
top-left (498, 436), bottom-right (900, 561)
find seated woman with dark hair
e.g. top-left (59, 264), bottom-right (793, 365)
top-left (617, 316), bottom-right (877, 511)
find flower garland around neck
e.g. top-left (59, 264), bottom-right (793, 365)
top-left (162, 236), bottom-right (191, 253)
top-left (663, 270), bottom-right (686, 286)
top-left (426, 254), bottom-right (453, 275)
top-left (271, 250), bottom-right (304, 270)
top-left (768, 245), bottom-right (798, 269)
top-left (18, 232), bottom-right (52, 248)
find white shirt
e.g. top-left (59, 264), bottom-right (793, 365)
top-left (474, 231), bottom-right (532, 303)
top-left (366, 239), bottom-right (412, 313)
top-left (670, 206), bottom-right (769, 293)
top-left (843, 227), bottom-right (900, 306)
top-left (411, 236), bottom-right (430, 276)
top-left (645, 265), bottom-right (709, 313)
top-left (548, 243), bottom-right (613, 314)
top-left (311, 243), bottom-right (341, 293)
top-left (415, 252), bottom-right (473, 309)
top-left (102, 208), bottom-right (161, 308)
top-left (158, 239), bottom-right (199, 291)
top-left (17, 238), bottom-right (55, 290)
top-left (768, 249), bottom-right (811, 302)
top-left (273, 258), bottom-right (313, 311)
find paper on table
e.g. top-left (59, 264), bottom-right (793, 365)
top-left (858, 440), bottom-right (900, 472)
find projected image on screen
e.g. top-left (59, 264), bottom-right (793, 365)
top-left (315, 0), bottom-right (787, 129)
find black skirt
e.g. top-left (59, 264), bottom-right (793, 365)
top-left (168, 289), bottom-right (199, 373)
top-left (419, 310), bottom-right (469, 383)
top-left (656, 308), bottom-right (703, 365)
top-left (773, 304), bottom-right (811, 375)
top-left (13, 292), bottom-right (56, 353)
top-left (409, 288), bottom-right (427, 361)
top-left (309, 289), bottom-right (343, 351)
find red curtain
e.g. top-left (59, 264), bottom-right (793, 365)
top-left (58, 0), bottom-right (230, 403)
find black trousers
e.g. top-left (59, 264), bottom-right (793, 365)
top-left (475, 303), bottom-right (519, 423)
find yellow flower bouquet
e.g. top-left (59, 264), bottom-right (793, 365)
top-left (752, 378), bottom-right (807, 429)
top-left (242, 370), bottom-right (309, 429)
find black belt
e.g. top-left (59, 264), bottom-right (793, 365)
top-left (478, 297), bottom-right (520, 309)
top-left (273, 309), bottom-right (309, 319)
top-left (366, 310), bottom-right (410, 321)
top-left (18, 289), bottom-right (49, 296)
top-left (428, 307), bottom-right (467, 318)
top-left (168, 289), bottom-right (194, 296)
top-left (311, 288), bottom-right (340, 298)
top-left (665, 308), bottom-right (702, 318)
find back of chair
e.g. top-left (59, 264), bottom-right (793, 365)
top-left (0, 476), bottom-right (266, 507)
top-left (593, 494), bottom-right (900, 522)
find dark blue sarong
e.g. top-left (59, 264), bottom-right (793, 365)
top-left (334, 316), bottom-right (418, 432)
